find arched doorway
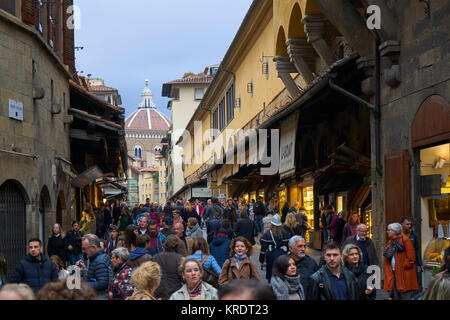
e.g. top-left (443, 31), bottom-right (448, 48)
top-left (0, 180), bottom-right (27, 279)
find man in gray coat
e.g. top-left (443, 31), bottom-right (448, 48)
top-left (342, 224), bottom-right (378, 266)
top-left (76, 234), bottom-right (113, 300)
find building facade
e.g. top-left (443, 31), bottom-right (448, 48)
top-left (162, 67), bottom-right (215, 199)
top-left (125, 80), bottom-right (171, 205)
top-left (0, 0), bottom-right (75, 278)
top-left (177, 0), bottom-right (450, 289)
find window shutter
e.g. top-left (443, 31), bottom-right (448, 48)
top-left (384, 150), bottom-right (411, 226)
top-left (21, 0), bottom-right (35, 25)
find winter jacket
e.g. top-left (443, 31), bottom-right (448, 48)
top-left (85, 249), bottom-right (113, 297)
top-left (218, 256), bottom-right (260, 286)
top-left (64, 230), bottom-right (84, 256)
top-left (180, 236), bottom-right (194, 256)
top-left (290, 254), bottom-right (319, 299)
top-left (344, 262), bottom-right (376, 300)
top-left (105, 238), bottom-right (119, 256)
top-left (308, 265), bottom-right (359, 300)
top-left (186, 224), bottom-right (203, 239)
top-left (383, 235), bottom-right (419, 292)
top-left (233, 218), bottom-right (256, 245)
top-left (127, 247), bottom-right (153, 268)
top-left (343, 235), bottom-right (379, 266)
top-left (223, 228), bottom-right (235, 240)
top-left (281, 207), bottom-right (289, 223)
top-left (152, 251), bottom-right (183, 300)
top-left (270, 275), bottom-right (305, 300)
top-left (205, 204), bottom-right (224, 221)
top-left (127, 289), bottom-right (156, 300)
top-left (259, 230), bottom-right (291, 281)
top-left (207, 218), bottom-right (222, 243)
top-left (224, 207), bottom-right (237, 225)
top-left (342, 222), bottom-right (358, 242)
top-left (163, 205), bottom-right (173, 221)
top-left (188, 253), bottom-right (222, 276)
top-left (405, 230), bottom-right (423, 267)
top-left (210, 234), bottom-right (232, 268)
top-left (80, 216), bottom-right (96, 235)
top-left (169, 281), bottom-right (218, 300)
top-left (283, 224), bottom-right (303, 237)
top-left (47, 234), bottom-right (67, 261)
top-left (253, 200), bottom-right (266, 216)
top-left (108, 262), bottom-right (134, 300)
top-left (10, 254), bottom-right (59, 293)
top-left (112, 206), bottom-right (121, 225)
top-left (102, 207), bottom-right (113, 233)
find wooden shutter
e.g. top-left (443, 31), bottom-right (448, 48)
top-left (21, 0), bottom-right (35, 25)
top-left (384, 150), bottom-right (411, 226)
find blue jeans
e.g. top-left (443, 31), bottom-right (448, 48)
top-left (255, 215), bottom-right (263, 234)
top-left (323, 229), bottom-right (329, 242)
top-left (69, 253), bottom-right (83, 266)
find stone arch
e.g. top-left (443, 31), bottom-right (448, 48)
top-left (0, 179), bottom-right (28, 279)
top-left (301, 0), bottom-right (322, 16)
top-left (412, 95), bottom-right (450, 148)
top-left (288, 2), bottom-right (306, 39)
top-left (276, 26), bottom-right (288, 56)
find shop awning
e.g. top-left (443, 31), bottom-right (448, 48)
top-left (71, 165), bottom-right (104, 188)
top-left (349, 184), bottom-right (372, 212)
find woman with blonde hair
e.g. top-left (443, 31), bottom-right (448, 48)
top-left (169, 258), bottom-right (218, 300)
top-left (127, 261), bottom-right (161, 300)
top-left (49, 255), bottom-right (69, 279)
top-left (79, 204), bottom-right (96, 235)
top-left (283, 213), bottom-right (302, 237)
top-left (342, 243), bottom-right (375, 300)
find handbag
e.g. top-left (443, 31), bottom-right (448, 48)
top-left (200, 255), bottom-right (219, 288)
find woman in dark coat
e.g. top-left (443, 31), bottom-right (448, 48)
top-left (47, 224), bottom-right (67, 262)
top-left (259, 215), bottom-right (291, 282)
top-left (281, 202), bottom-right (290, 224)
top-left (151, 235), bottom-right (185, 300)
top-left (233, 211), bottom-right (256, 246)
top-left (343, 243), bottom-right (376, 300)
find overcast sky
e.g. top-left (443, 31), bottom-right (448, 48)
top-left (74, 0), bottom-right (253, 119)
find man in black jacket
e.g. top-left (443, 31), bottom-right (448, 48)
top-left (76, 234), bottom-right (113, 300)
top-left (308, 240), bottom-right (358, 300)
top-left (253, 196), bottom-right (265, 235)
top-left (47, 223), bottom-right (66, 262)
top-left (10, 238), bottom-right (59, 293)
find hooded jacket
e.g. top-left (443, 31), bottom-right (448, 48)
top-left (127, 247), bottom-right (152, 268)
top-left (210, 234), bottom-right (232, 268)
top-left (188, 253), bottom-right (222, 276)
top-left (85, 249), bottom-right (113, 296)
top-left (308, 265), bottom-right (359, 300)
top-left (10, 254), bottom-right (59, 293)
top-left (185, 224), bottom-right (203, 239)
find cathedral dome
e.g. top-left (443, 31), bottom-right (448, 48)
top-left (125, 79), bottom-right (171, 131)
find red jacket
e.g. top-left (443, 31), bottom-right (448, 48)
top-left (195, 203), bottom-right (204, 217)
top-left (383, 235), bottom-right (419, 292)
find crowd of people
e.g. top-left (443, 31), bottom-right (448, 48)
top-left (0, 197), bottom-right (449, 301)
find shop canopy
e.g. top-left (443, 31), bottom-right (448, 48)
top-left (71, 165), bottom-right (104, 188)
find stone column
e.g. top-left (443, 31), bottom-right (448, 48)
top-left (302, 15), bottom-right (335, 66)
top-left (286, 39), bottom-right (315, 84)
top-left (273, 56), bottom-right (301, 97)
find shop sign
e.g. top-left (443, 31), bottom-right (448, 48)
top-left (191, 188), bottom-right (212, 198)
top-left (279, 111), bottom-right (299, 179)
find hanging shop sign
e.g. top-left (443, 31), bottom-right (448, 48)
top-left (191, 188), bottom-right (212, 198)
top-left (279, 111), bottom-right (299, 179)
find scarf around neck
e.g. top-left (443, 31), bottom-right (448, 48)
top-left (234, 253), bottom-right (247, 268)
top-left (187, 281), bottom-right (202, 299)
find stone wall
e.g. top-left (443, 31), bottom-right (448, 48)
top-left (0, 14), bottom-right (72, 241)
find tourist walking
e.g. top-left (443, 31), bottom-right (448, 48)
top-left (270, 254), bottom-right (305, 300)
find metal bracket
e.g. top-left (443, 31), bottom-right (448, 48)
top-left (328, 77), bottom-right (375, 111)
